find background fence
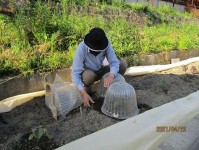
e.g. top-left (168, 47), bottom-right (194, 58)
top-left (0, 0), bottom-right (199, 15)
top-left (126, 0), bottom-right (199, 13)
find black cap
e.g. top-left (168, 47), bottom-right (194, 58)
top-left (84, 28), bottom-right (109, 51)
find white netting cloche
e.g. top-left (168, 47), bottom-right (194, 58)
top-left (45, 74), bottom-right (82, 120)
top-left (101, 82), bottom-right (139, 119)
top-left (95, 73), bottom-right (126, 98)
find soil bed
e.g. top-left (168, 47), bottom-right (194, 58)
top-left (1, 61), bottom-right (199, 149)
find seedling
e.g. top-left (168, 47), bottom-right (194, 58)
top-left (182, 74), bottom-right (191, 82)
top-left (28, 125), bottom-right (52, 141)
top-left (160, 80), bottom-right (169, 94)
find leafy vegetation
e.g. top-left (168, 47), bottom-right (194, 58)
top-left (28, 125), bottom-right (52, 141)
top-left (160, 80), bottom-right (169, 94)
top-left (0, 0), bottom-right (199, 75)
top-left (140, 23), bottom-right (199, 53)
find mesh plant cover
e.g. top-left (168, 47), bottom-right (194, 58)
top-left (45, 74), bottom-right (82, 120)
top-left (95, 73), bottom-right (126, 98)
top-left (101, 82), bottom-right (139, 119)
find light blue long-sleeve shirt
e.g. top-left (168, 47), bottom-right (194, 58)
top-left (72, 41), bottom-right (120, 91)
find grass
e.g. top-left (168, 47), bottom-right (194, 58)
top-left (139, 23), bottom-right (199, 54)
top-left (0, 0), bottom-right (199, 76)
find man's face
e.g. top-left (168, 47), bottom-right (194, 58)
top-left (89, 50), bottom-right (101, 56)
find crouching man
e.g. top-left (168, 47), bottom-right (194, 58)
top-left (72, 28), bottom-right (127, 107)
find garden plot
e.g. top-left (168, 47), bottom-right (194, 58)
top-left (1, 61), bottom-right (199, 150)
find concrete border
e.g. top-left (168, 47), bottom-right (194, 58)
top-left (132, 49), bottom-right (199, 66)
top-left (0, 69), bottom-right (72, 101)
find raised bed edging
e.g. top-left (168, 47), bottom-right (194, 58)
top-left (132, 49), bottom-right (199, 66)
top-left (0, 69), bottom-right (72, 101)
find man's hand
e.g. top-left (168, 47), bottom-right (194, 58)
top-left (80, 89), bottom-right (94, 107)
top-left (104, 73), bottom-right (114, 88)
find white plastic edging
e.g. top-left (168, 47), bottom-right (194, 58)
top-left (124, 56), bottom-right (199, 76)
top-left (56, 90), bottom-right (199, 150)
top-left (0, 90), bottom-right (45, 113)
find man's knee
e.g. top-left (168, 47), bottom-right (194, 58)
top-left (119, 59), bottom-right (128, 75)
top-left (82, 70), bottom-right (97, 87)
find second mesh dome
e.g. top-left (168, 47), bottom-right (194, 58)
top-left (45, 74), bottom-right (82, 120)
top-left (101, 82), bottom-right (139, 119)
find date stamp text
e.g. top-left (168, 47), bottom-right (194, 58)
top-left (156, 126), bottom-right (186, 132)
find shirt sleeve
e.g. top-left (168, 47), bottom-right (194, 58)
top-left (106, 42), bottom-right (120, 76)
top-left (72, 44), bottom-right (85, 91)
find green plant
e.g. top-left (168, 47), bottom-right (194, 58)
top-left (156, 5), bottom-right (193, 18)
top-left (160, 80), bottom-right (169, 94)
top-left (181, 74), bottom-right (192, 82)
top-left (28, 125), bottom-right (52, 141)
top-left (139, 22), bottom-right (199, 54)
top-left (105, 17), bottom-right (141, 58)
top-left (131, 3), bottom-right (150, 12)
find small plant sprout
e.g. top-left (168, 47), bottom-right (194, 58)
top-left (28, 125), bottom-right (52, 141)
top-left (160, 80), bottom-right (169, 94)
top-left (190, 66), bottom-right (197, 74)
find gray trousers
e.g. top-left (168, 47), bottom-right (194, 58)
top-left (82, 61), bottom-right (127, 87)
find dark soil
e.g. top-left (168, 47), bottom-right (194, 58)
top-left (14, 133), bottom-right (58, 150)
top-left (0, 61), bottom-right (199, 149)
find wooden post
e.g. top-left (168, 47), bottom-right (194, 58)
top-left (151, 0), bottom-right (155, 6)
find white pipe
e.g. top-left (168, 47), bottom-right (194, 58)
top-left (125, 57), bottom-right (199, 76)
top-left (56, 90), bottom-right (199, 150)
top-left (0, 90), bottom-right (45, 113)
